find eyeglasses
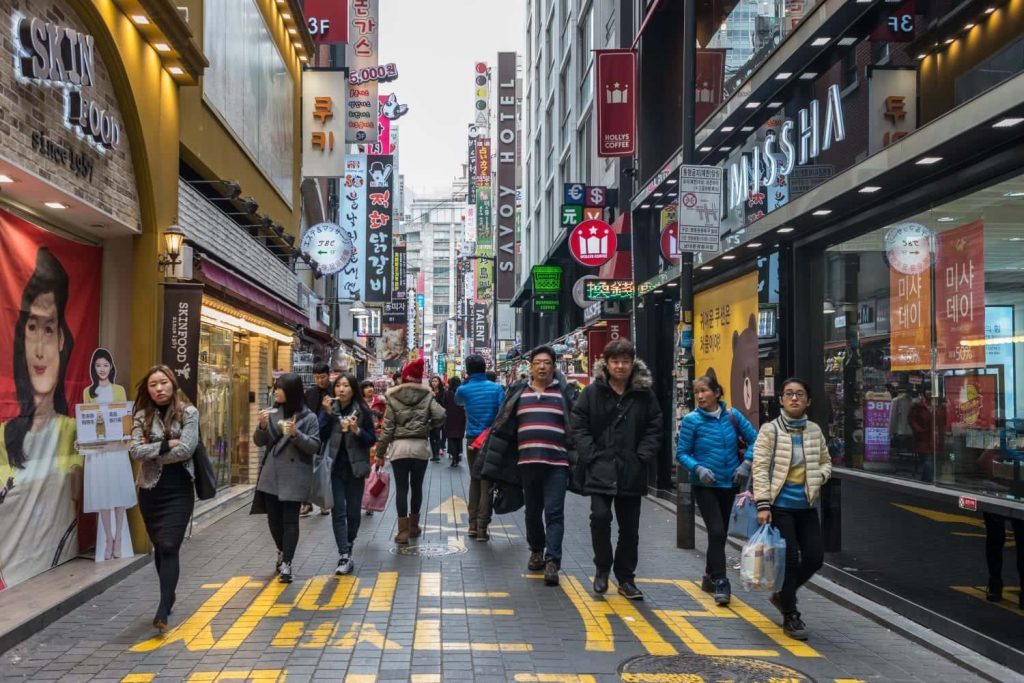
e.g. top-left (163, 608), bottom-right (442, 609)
top-left (782, 391), bottom-right (807, 400)
top-left (530, 359), bottom-right (553, 367)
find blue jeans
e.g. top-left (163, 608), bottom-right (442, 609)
top-left (331, 473), bottom-right (366, 556)
top-left (521, 464), bottom-right (569, 565)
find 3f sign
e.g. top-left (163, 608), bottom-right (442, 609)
top-left (888, 14), bottom-right (912, 32)
top-left (309, 17), bottom-right (331, 36)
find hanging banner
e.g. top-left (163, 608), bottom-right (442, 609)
top-left (160, 283), bottom-right (204, 404)
top-left (346, 0), bottom-right (379, 143)
top-left (695, 49), bottom-right (726, 129)
top-left (495, 51), bottom-right (517, 302)
top-left (368, 94), bottom-right (392, 155)
top-left (302, 70), bottom-right (348, 178)
top-left (886, 223), bottom-right (932, 371)
top-left (935, 220), bottom-right (985, 370)
top-left (0, 208), bottom-right (102, 590)
top-left (595, 49), bottom-right (636, 157)
top-left (340, 155), bottom-right (368, 300)
top-left (393, 242), bottom-right (407, 296)
top-left (467, 132), bottom-right (478, 204)
top-left (694, 271), bottom-right (760, 427)
top-left (365, 154), bottom-right (394, 302)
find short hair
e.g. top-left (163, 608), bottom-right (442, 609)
top-left (485, 371), bottom-right (497, 382)
top-left (602, 338), bottom-right (636, 362)
top-left (780, 377), bottom-right (812, 400)
top-left (529, 345), bottom-right (556, 363)
top-left (694, 374), bottom-right (725, 399)
top-left (313, 362), bottom-right (331, 375)
top-left (465, 354), bottom-right (486, 375)
top-left (360, 380), bottom-right (374, 392)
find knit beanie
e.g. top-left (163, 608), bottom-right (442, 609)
top-left (401, 358), bottom-right (425, 383)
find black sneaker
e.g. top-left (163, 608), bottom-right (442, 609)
top-left (527, 551), bottom-right (545, 571)
top-left (593, 571), bottom-right (609, 594)
top-left (336, 555), bottom-right (354, 576)
top-left (713, 578), bottom-right (731, 606)
top-left (543, 560), bottom-right (560, 586)
top-left (278, 562), bottom-right (293, 584)
top-left (700, 574), bottom-right (714, 593)
top-left (769, 592), bottom-right (784, 615)
top-left (986, 582), bottom-right (1003, 602)
top-left (782, 612), bottom-right (808, 640)
top-left (617, 581), bottom-right (644, 600)
top-left (275, 550), bottom-right (283, 574)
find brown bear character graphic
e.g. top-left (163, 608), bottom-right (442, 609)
top-left (730, 313), bottom-right (759, 428)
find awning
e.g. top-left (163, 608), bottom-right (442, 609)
top-left (197, 256), bottom-right (308, 327)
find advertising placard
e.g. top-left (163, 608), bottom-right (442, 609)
top-left (346, 0), bottom-right (379, 143)
top-left (302, 70), bottom-right (349, 178)
top-left (495, 51), bottom-right (518, 302)
top-left (339, 155), bottom-right (367, 299)
top-left (945, 374), bottom-right (997, 431)
top-left (595, 50), bottom-right (636, 157)
top-left (886, 223), bottom-right (932, 371)
top-left (365, 154), bottom-right (394, 302)
top-left (678, 166), bottom-right (723, 253)
top-left (863, 393), bottom-right (892, 462)
top-left (161, 283), bottom-right (204, 404)
top-left (935, 221), bottom-right (985, 370)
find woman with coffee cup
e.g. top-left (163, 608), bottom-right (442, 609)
top-left (254, 373), bottom-right (320, 584)
top-left (320, 374), bottom-right (379, 575)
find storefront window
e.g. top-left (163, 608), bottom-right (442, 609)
top-left (198, 325), bottom-right (250, 488)
top-left (823, 175), bottom-right (1024, 501)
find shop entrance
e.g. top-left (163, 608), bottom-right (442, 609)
top-left (198, 326), bottom-right (250, 488)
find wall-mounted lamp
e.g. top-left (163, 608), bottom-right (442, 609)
top-left (158, 224), bottom-right (186, 273)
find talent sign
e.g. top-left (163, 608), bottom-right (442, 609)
top-left (678, 166), bottom-right (723, 253)
top-left (339, 155), bottom-right (367, 299)
top-left (595, 49), bottom-right (636, 157)
top-left (569, 219), bottom-right (617, 268)
top-left (935, 221), bottom-right (985, 370)
top-left (495, 51), bottom-right (517, 302)
top-left (365, 154), bottom-right (394, 301)
top-left (161, 283), bottom-right (204, 404)
top-left (886, 222), bottom-right (932, 371)
top-left (305, 0), bottom-right (349, 43)
top-left (300, 222), bottom-right (354, 276)
top-left (346, 0), bottom-right (379, 143)
top-left (584, 279), bottom-right (635, 300)
top-left (660, 222), bottom-right (680, 264)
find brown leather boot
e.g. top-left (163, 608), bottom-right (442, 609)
top-left (467, 522), bottom-right (478, 538)
top-left (394, 517), bottom-right (410, 544)
top-left (409, 513), bottom-right (423, 538)
top-left (475, 524), bottom-right (489, 542)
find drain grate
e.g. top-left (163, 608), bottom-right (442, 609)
top-left (619, 654), bottom-right (815, 682)
top-left (389, 542), bottom-right (467, 557)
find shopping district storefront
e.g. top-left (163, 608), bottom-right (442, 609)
top-left (622, 0), bottom-right (1024, 668)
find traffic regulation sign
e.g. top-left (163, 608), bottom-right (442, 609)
top-left (678, 166), bottom-right (722, 253)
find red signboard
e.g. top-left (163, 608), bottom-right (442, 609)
top-left (958, 496), bottom-right (978, 512)
top-left (587, 318), bottom-right (631, 373)
top-left (695, 50), bottom-right (726, 128)
top-left (661, 222), bottom-right (679, 264)
top-left (569, 219), bottom-right (617, 268)
top-left (595, 50), bottom-right (637, 157)
top-left (368, 94), bottom-right (391, 155)
top-left (475, 139), bottom-right (491, 187)
top-left (945, 374), bottom-right (997, 431)
top-left (935, 221), bottom-right (986, 370)
top-left (871, 0), bottom-right (915, 43)
top-left (305, 0), bottom-right (349, 44)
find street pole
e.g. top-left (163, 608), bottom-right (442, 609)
top-left (676, 0), bottom-right (698, 550)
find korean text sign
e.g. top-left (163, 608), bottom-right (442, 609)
top-left (346, 0), bottom-right (379, 143)
top-left (365, 154), bottom-right (394, 302)
top-left (886, 223), bottom-right (932, 371)
top-left (935, 221), bottom-right (985, 370)
top-left (340, 155), bottom-right (367, 300)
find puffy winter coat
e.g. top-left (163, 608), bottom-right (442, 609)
top-left (377, 382), bottom-right (446, 461)
top-left (751, 417), bottom-right (831, 510)
top-left (455, 374), bottom-right (505, 437)
top-left (675, 401), bottom-right (758, 488)
top-left (571, 359), bottom-right (662, 496)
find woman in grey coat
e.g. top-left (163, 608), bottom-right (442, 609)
top-left (254, 373), bottom-right (320, 584)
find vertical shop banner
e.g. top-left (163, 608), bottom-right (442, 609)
top-left (365, 154), bottom-right (394, 302)
top-left (886, 223), bottom-right (933, 371)
top-left (0, 208), bottom-right (102, 590)
top-left (868, 67), bottom-right (918, 155)
top-left (467, 133), bottom-right (478, 203)
top-left (340, 155), bottom-right (368, 300)
top-left (695, 49), bottom-right (726, 129)
top-left (471, 302), bottom-right (490, 359)
top-left (305, 0), bottom-right (349, 43)
top-left (368, 94), bottom-right (392, 155)
top-left (863, 393), bottom-right (893, 462)
top-left (160, 284), bottom-right (204, 404)
top-left (935, 221), bottom-right (985, 370)
top-left (393, 242), bottom-right (407, 296)
top-left (346, 0), bottom-right (379, 143)
top-left (694, 272), bottom-right (760, 427)
top-left (595, 50), bottom-right (636, 157)
top-left (495, 51), bottom-right (518, 302)
top-left (945, 375), bottom-right (997, 431)
top-left (302, 70), bottom-right (349, 178)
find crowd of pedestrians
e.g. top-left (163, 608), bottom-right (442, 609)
top-left (128, 339), bottom-right (833, 644)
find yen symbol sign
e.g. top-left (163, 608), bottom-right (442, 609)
top-left (682, 192), bottom-right (698, 208)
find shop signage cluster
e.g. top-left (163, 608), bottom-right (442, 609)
top-left (365, 154), bottom-right (394, 302)
top-left (304, 0), bottom-right (348, 43)
top-left (561, 183), bottom-right (610, 229)
top-left (595, 49), bottom-right (636, 157)
top-left (302, 70), bottom-right (349, 177)
top-left (495, 51), bottom-right (517, 302)
top-left (678, 166), bottom-right (723, 253)
top-left (339, 155), bottom-right (368, 299)
top-left (300, 222), bottom-right (353, 276)
top-left (346, 0), bottom-right (379, 143)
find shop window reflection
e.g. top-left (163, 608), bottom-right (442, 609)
top-left (198, 325), bottom-right (249, 489)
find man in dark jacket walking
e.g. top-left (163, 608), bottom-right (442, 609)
top-left (481, 345), bottom-right (579, 586)
top-left (571, 339), bottom-right (662, 600)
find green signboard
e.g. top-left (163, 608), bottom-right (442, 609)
top-left (531, 265), bottom-right (563, 294)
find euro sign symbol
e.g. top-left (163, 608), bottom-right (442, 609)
top-left (569, 184), bottom-right (584, 201)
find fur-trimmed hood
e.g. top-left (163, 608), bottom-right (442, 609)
top-left (386, 381), bottom-right (433, 408)
top-left (591, 358), bottom-right (653, 392)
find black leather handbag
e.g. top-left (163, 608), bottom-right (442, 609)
top-left (192, 429), bottom-right (217, 501)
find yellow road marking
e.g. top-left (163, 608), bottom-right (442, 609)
top-left (559, 575), bottom-right (676, 655)
top-left (428, 495), bottom-right (468, 524)
top-left (333, 622), bottom-right (402, 650)
top-left (514, 676), bottom-right (598, 682)
top-left (271, 620), bottom-right (334, 648)
top-left (419, 607), bottom-right (515, 615)
top-left (952, 585), bottom-right (1024, 615)
top-left (620, 675), bottom-right (703, 683)
top-left (368, 571), bottom-right (398, 611)
top-left (345, 676), bottom-right (377, 683)
top-left (892, 503), bottom-right (985, 528)
top-left (214, 579), bottom-right (296, 649)
top-left (130, 576), bottom-right (253, 652)
top-left (420, 571), bottom-right (509, 597)
top-left (187, 671), bottom-right (285, 682)
top-left (413, 618), bottom-right (533, 651)
top-left (121, 676), bottom-right (155, 683)
top-left (296, 575), bottom-right (358, 611)
top-left (409, 676), bottom-right (442, 683)
top-left (727, 592), bottom-right (821, 658)
top-left (835, 679), bottom-right (868, 682)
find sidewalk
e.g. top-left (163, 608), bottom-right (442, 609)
top-left (0, 461), bottom-right (1013, 683)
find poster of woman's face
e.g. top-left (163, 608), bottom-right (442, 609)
top-left (0, 207), bottom-right (102, 590)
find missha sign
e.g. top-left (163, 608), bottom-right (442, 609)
top-left (15, 15), bottom-right (122, 151)
top-left (727, 84), bottom-right (846, 211)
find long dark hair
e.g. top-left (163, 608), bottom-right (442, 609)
top-left (5, 248), bottom-right (75, 469)
top-left (335, 373), bottom-right (369, 418)
top-left (276, 372), bottom-right (306, 418)
top-left (87, 347), bottom-right (116, 399)
top-left (133, 365), bottom-right (189, 435)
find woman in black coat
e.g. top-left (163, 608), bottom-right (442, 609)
top-left (428, 375), bottom-right (447, 462)
top-left (444, 376), bottom-right (467, 467)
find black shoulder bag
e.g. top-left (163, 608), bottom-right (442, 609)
top-left (192, 427), bottom-right (217, 501)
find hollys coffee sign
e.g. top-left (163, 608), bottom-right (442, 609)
top-left (15, 15), bottom-right (122, 151)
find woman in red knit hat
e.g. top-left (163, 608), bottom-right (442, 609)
top-left (376, 358), bottom-right (446, 543)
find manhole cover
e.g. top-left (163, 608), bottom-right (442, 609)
top-left (620, 654), bottom-right (814, 683)
top-left (389, 542), bottom-right (467, 557)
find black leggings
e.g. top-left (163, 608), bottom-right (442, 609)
top-left (447, 436), bottom-right (463, 461)
top-left (138, 463), bottom-right (194, 616)
top-left (693, 485), bottom-right (737, 580)
top-left (265, 495), bottom-right (301, 563)
top-left (429, 428), bottom-right (445, 458)
top-left (392, 458), bottom-right (428, 517)
top-left (772, 507), bottom-right (824, 614)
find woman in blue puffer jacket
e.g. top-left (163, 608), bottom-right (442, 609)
top-left (676, 374), bottom-right (758, 606)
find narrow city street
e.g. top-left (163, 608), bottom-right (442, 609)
top-left (0, 462), bottom-right (986, 683)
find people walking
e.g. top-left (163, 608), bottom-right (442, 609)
top-left (571, 339), bottom-right (662, 600)
top-left (675, 374), bottom-right (758, 606)
top-left (319, 374), bottom-right (379, 575)
top-left (254, 373), bottom-right (321, 584)
top-left (129, 365), bottom-right (200, 632)
top-left (361, 380), bottom-right (386, 517)
top-left (302, 363), bottom-right (333, 516)
top-left (455, 354), bottom-right (505, 541)
top-left (482, 346), bottom-right (579, 585)
top-left (377, 359), bottom-right (445, 544)
top-left (428, 376), bottom-right (447, 463)
top-left (444, 376), bottom-right (467, 468)
top-left (753, 377), bottom-right (832, 640)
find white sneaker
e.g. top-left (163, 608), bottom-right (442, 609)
top-left (336, 554), bottom-right (354, 575)
top-left (275, 551), bottom-right (283, 574)
top-left (278, 562), bottom-right (293, 583)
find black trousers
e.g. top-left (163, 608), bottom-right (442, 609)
top-left (392, 458), bottom-right (428, 517)
top-left (983, 512), bottom-right (1024, 588)
top-left (693, 485), bottom-right (738, 580)
top-left (771, 507), bottom-right (824, 614)
top-left (429, 428), bottom-right (445, 458)
top-left (265, 495), bottom-right (301, 563)
top-left (138, 463), bottom-right (194, 615)
top-left (447, 436), bottom-right (464, 461)
top-left (590, 494), bottom-right (643, 582)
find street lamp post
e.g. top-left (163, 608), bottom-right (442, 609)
top-left (461, 253), bottom-right (499, 368)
